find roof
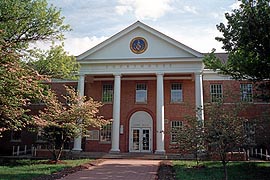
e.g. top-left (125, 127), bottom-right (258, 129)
top-left (77, 21), bottom-right (204, 60)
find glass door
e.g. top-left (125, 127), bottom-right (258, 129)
top-left (131, 128), bottom-right (151, 152)
top-left (132, 128), bottom-right (140, 151)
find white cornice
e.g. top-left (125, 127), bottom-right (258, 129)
top-left (77, 21), bottom-right (203, 60)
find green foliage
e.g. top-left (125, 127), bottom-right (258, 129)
top-left (0, 159), bottom-right (92, 180)
top-left (204, 0), bottom-right (270, 80)
top-left (204, 101), bottom-right (246, 180)
top-left (28, 44), bottom-right (79, 79)
top-left (34, 86), bottom-right (107, 161)
top-left (0, 0), bottom-right (69, 135)
top-left (0, 0), bottom-right (70, 50)
top-left (173, 161), bottom-right (270, 180)
top-left (0, 32), bottom-right (44, 135)
top-left (172, 113), bottom-right (205, 166)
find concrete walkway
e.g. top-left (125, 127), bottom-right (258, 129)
top-left (59, 159), bottom-right (161, 180)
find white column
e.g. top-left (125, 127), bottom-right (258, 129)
top-left (155, 72), bottom-right (165, 154)
top-left (73, 74), bottom-right (85, 151)
top-left (110, 73), bottom-right (121, 153)
top-left (195, 72), bottom-right (204, 123)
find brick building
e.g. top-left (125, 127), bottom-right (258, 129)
top-left (1, 21), bottom-right (269, 155)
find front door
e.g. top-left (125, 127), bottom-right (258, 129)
top-left (131, 128), bottom-right (151, 152)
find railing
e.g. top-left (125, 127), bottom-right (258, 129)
top-left (12, 145), bottom-right (37, 156)
top-left (247, 147), bottom-right (270, 161)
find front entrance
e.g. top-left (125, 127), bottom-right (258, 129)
top-left (131, 128), bottom-right (150, 152)
top-left (129, 111), bottom-right (153, 152)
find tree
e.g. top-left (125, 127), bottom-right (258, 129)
top-left (172, 112), bottom-right (205, 167)
top-left (0, 32), bottom-right (44, 136)
top-left (34, 86), bottom-right (107, 161)
top-left (205, 101), bottom-right (245, 180)
top-left (0, 0), bottom-right (70, 51)
top-left (0, 0), bottom-right (69, 134)
top-left (203, 0), bottom-right (270, 80)
top-left (28, 43), bottom-right (79, 80)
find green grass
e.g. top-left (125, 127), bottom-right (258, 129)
top-left (173, 160), bottom-right (270, 180)
top-left (0, 159), bottom-right (92, 180)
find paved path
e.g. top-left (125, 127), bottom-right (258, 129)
top-left (59, 159), bottom-right (161, 180)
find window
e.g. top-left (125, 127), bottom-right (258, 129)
top-left (100, 122), bottom-right (112, 142)
top-left (241, 84), bottom-right (253, 102)
top-left (136, 83), bottom-right (147, 103)
top-left (210, 84), bottom-right (223, 102)
top-left (171, 121), bottom-right (183, 143)
top-left (36, 128), bottom-right (46, 142)
top-left (102, 84), bottom-right (113, 103)
top-left (171, 83), bottom-right (183, 103)
top-left (244, 121), bottom-right (255, 144)
top-left (87, 130), bottom-right (99, 141)
top-left (11, 130), bottom-right (21, 142)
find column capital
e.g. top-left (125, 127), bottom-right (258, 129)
top-left (113, 73), bottom-right (122, 77)
top-left (156, 72), bottom-right (164, 76)
top-left (194, 72), bottom-right (203, 76)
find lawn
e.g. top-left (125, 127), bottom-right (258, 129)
top-left (173, 160), bottom-right (270, 180)
top-left (0, 159), bottom-right (92, 180)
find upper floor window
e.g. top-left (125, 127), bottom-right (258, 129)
top-left (102, 84), bottom-right (113, 103)
top-left (210, 84), bottom-right (223, 102)
top-left (100, 122), bottom-right (112, 143)
top-left (171, 83), bottom-right (183, 103)
top-left (241, 84), bottom-right (253, 102)
top-left (171, 121), bottom-right (183, 143)
top-left (136, 83), bottom-right (147, 103)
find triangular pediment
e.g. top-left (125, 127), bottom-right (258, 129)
top-left (77, 21), bottom-right (203, 61)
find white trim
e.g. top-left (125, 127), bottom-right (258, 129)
top-left (77, 21), bottom-right (203, 60)
top-left (203, 69), bottom-right (232, 80)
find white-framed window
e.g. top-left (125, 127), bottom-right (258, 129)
top-left (102, 84), bottom-right (113, 103)
top-left (87, 130), bottom-right (100, 141)
top-left (244, 121), bottom-right (255, 144)
top-left (11, 130), bottom-right (21, 142)
top-left (171, 121), bottom-right (183, 143)
top-left (100, 122), bottom-right (112, 142)
top-left (171, 83), bottom-right (183, 103)
top-left (136, 83), bottom-right (147, 103)
top-left (36, 128), bottom-right (46, 142)
top-left (241, 84), bottom-right (253, 102)
top-left (210, 84), bottom-right (223, 102)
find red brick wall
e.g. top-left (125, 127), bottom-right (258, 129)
top-left (84, 77), bottom-right (197, 153)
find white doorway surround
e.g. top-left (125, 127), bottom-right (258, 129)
top-left (129, 111), bottom-right (153, 152)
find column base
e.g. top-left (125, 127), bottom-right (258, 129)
top-left (109, 149), bottom-right (120, 153)
top-left (155, 150), bottom-right (166, 154)
top-left (72, 148), bottom-right (82, 152)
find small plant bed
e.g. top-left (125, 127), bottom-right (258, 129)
top-left (0, 159), bottom-right (100, 180)
top-left (173, 161), bottom-right (270, 180)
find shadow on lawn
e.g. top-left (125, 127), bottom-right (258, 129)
top-left (174, 161), bottom-right (270, 180)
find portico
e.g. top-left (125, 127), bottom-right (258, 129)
top-left (74, 21), bottom-right (205, 153)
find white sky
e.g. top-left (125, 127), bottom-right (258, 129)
top-left (42, 0), bottom-right (240, 56)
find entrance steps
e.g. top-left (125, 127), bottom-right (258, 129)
top-left (70, 152), bottom-right (195, 160)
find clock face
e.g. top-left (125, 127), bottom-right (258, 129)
top-left (130, 37), bottom-right (148, 54)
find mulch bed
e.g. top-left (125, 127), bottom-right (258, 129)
top-left (157, 160), bottom-right (176, 180)
top-left (33, 159), bottom-right (105, 180)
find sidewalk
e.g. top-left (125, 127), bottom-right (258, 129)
top-left (59, 159), bottom-right (161, 180)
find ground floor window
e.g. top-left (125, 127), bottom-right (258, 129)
top-left (100, 122), bottom-right (112, 142)
top-left (244, 121), bottom-right (255, 144)
top-left (170, 121), bottom-right (183, 143)
top-left (11, 130), bottom-right (21, 142)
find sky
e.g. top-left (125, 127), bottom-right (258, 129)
top-left (44, 0), bottom-right (240, 56)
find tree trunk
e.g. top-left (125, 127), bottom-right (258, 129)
top-left (222, 161), bottom-right (228, 180)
